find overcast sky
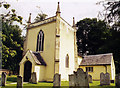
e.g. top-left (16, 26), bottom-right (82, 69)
top-left (2, 0), bottom-right (104, 35)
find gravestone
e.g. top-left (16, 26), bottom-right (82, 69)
top-left (115, 73), bottom-right (120, 88)
top-left (76, 68), bottom-right (89, 87)
top-left (105, 73), bottom-right (110, 85)
top-left (88, 74), bottom-right (92, 83)
top-left (31, 72), bottom-right (37, 84)
top-left (100, 72), bottom-right (110, 85)
top-left (53, 73), bottom-right (61, 87)
top-left (17, 76), bottom-right (23, 88)
top-left (1, 72), bottom-right (6, 86)
top-left (69, 74), bottom-right (75, 86)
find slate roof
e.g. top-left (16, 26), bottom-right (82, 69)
top-left (30, 50), bottom-right (47, 66)
top-left (79, 53), bottom-right (113, 66)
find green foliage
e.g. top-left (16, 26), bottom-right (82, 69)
top-left (98, 0), bottom-right (120, 29)
top-left (0, 1), bottom-right (24, 74)
top-left (0, 1), bottom-right (23, 24)
top-left (34, 13), bottom-right (48, 22)
top-left (2, 22), bottom-right (23, 73)
top-left (76, 18), bottom-right (110, 55)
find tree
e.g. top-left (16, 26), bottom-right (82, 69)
top-left (97, 0), bottom-right (120, 29)
top-left (97, 0), bottom-right (120, 73)
top-left (76, 18), bottom-right (110, 56)
top-left (0, 1), bottom-right (23, 24)
top-left (1, 1), bottom-right (23, 74)
top-left (2, 22), bottom-right (23, 73)
top-left (97, 26), bottom-right (120, 73)
top-left (34, 13), bottom-right (47, 22)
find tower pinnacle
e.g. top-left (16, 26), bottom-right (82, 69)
top-left (28, 13), bottom-right (31, 24)
top-left (73, 17), bottom-right (76, 27)
top-left (56, 2), bottom-right (61, 16)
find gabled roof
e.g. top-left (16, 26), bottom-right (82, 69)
top-left (30, 50), bottom-right (47, 66)
top-left (80, 53), bottom-right (113, 66)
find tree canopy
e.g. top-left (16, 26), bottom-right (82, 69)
top-left (1, 1), bottom-right (23, 74)
top-left (76, 18), bottom-right (110, 55)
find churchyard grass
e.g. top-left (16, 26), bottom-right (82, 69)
top-left (3, 81), bottom-right (115, 88)
top-left (1, 76), bottom-right (115, 88)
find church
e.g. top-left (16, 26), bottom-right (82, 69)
top-left (19, 2), bottom-right (115, 82)
top-left (19, 2), bottom-right (82, 82)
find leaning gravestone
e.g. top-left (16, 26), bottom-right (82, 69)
top-left (100, 72), bottom-right (110, 85)
top-left (53, 73), bottom-right (61, 87)
top-left (115, 73), bottom-right (120, 88)
top-left (1, 72), bottom-right (6, 86)
top-left (76, 68), bottom-right (89, 87)
top-left (31, 72), bottom-right (37, 84)
top-left (17, 76), bottom-right (23, 88)
top-left (88, 74), bottom-right (92, 83)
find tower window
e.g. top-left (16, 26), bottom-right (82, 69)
top-left (36, 30), bottom-right (44, 51)
top-left (65, 54), bottom-right (69, 68)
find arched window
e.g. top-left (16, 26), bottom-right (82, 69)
top-left (65, 54), bottom-right (69, 68)
top-left (36, 30), bottom-right (44, 51)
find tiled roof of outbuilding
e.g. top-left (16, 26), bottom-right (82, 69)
top-left (80, 53), bottom-right (113, 66)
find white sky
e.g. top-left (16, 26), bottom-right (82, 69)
top-left (2, 0), bottom-right (104, 35)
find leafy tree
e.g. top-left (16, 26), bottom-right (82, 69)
top-left (97, 26), bottom-right (120, 73)
top-left (2, 22), bottom-right (23, 73)
top-left (97, 0), bottom-right (120, 73)
top-left (0, 1), bottom-right (23, 24)
top-left (76, 18), bottom-right (110, 56)
top-left (1, 1), bottom-right (23, 74)
top-left (34, 13), bottom-right (47, 22)
top-left (97, 0), bottom-right (120, 29)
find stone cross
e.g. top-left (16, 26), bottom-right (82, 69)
top-left (17, 76), bottom-right (23, 88)
top-left (53, 73), bottom-right (61, 87)
top-left (1, 72), bottom-right (6, 86)
top-left (115, 73), bottom-right (120, 88)
top-left (100, 72), bottom-right (110, 85)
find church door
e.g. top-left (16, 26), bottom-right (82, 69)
top-left (24, 61), bottom-right (32, 82)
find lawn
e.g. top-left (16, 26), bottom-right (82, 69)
top-left (1, 75), bottom-right (115, 88)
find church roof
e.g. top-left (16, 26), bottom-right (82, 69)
top-left (30, 51), bottom-right (47, 66)
top-left (79, 53), bottom-right (113, 66)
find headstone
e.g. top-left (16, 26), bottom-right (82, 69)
top-left (115, 73), bottom-right (120, 88)
top-left (69, 74), bottom-right (75, 86)
top-left (88, 74), bottom-right (92, 83)
top-left (1, 72), bottom-right (6, 86)
top-left (53, 73), bottom-right (61, 87)
top-left (76, 68), bottom-right (89, 87)
top-left (105, 73), bottom-right (110, 85)
top-left (100, 72), bottom-right (105, 85)
top-left (31, 72), bottom-right (37, 84)
top-left (100, 72), bottom-right (110, 85)
top-left (17, 76), bottom-right (23, 88)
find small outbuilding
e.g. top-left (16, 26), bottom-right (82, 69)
top-left (79, 53), bottom-right (115, 81)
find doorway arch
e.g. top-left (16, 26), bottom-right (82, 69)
top-left (24, 61), bottom-right (32, 82)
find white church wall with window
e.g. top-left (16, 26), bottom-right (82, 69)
top-left (36, 30), bottom-right (44, 52)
